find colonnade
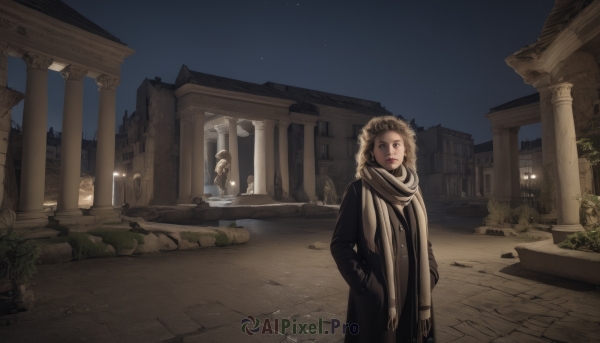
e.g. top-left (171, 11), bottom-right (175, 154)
top-left (0, 47), bottom-right (120, 225)
top-left (176, 113), bottom-right (317, 202)
top-left (491, 82), bottom-right (584, 241)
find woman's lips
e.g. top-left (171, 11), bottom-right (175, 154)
top-left (385, 159), bottom-right (397, 162)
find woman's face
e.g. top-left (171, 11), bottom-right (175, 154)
top-left (372, 130), bottom-right (405, 171)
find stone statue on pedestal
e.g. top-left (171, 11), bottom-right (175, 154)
top-left (214, 150), bottom-right (231, 197)
top-left (246, 175), bottom-right (254, 194)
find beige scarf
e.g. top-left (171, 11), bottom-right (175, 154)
top-left (360, 165), bottom-right (431, 337)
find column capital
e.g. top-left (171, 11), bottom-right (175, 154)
top-left (215, 123), bottom-right (229, 134)
top-left (95, 75), bottom-right (120, 91)
top-left (252, 120), bottom-right (267, 130)
top-left (0, 87), bottom-right (24, 109)
top-left (303, 121), bottom-right (317, 128)
top-left (60, 65), bottom-right (87, 82)
top-left (508, 127), bottom-right (520, 134)
top-left (22, 53), bottom-right (53, 71)
top-left (223, 116), bottom-right (238, 123)
top-left (278, 120), bottom-right (291, 129)
top-left (550, 82), bottom-right (573, 104)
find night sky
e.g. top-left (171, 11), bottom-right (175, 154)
top-left (6, 0), bottom-right (554, 144)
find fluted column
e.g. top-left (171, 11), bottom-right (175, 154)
top-left (191, 111), bottom-right (205, 199)
top-left (550, 82), bottom-right (584, 243)
top-left (491, 127), bottom-right (511, 202)
top-left (177, 111), bottom-right (193, 203)
top-left (265, 120), bottom-right (275, 197)
top-left (56, 66), bottom-right (87, 218)
top-left (252, 120), bottom-right (267, 194)
top-left (18, 53), bottom-right (53, 223)
top-left (89, 75), bottom-right (119, 215)
top-left (303, 122), bottom-right (318, 202)
top-left (278, 120), bottom-right (290, 200)
top-left (225, 117), bottom-right (240, 195)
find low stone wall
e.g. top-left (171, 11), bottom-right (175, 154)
top-left (515, 239), bottom-right (600, 285)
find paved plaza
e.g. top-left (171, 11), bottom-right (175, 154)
top-left (0, 203), bottom-right (599, 343)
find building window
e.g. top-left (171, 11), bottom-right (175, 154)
top-left (453, 160), bottom-right (458, 173)
top-left (352, 124), bottom-right (362, 139)
top-left (318, 122), bottom-right (329, 136)
top-left (319, 144), bottom-right (329, 159)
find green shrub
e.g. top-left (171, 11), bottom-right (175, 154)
top-left (485, 197), bottom-right (510, 225)
top-left (89, 230), bottom-right (143, 255)
top-left (44, 233), bottom-right (112, 261)
top-left (0, 230), bottom-right (41, 285)
top-left (511, 204), bottom-right (540, 229)
top-left (579, 193), bottom-right (600, 228)
top-left (558, 229), bottom-right (600, 253)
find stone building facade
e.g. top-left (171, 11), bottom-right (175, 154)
top-left (0, 0), bottom-right (134, 227)
top-left (114, 66), bottom-right (392, 206)
top-left (415, 124), bottom-right (475, 197)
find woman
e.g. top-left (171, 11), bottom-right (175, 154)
top-left (330, 116), bottom-right (438, 343)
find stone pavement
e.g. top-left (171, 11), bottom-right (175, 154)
top-left (0, 203), bottom-right (599, 343)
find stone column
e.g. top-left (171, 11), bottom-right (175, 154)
top-left (491, 127), bottom-right (511, 202)
top-left (55, 66), bottom-right (87, 218)
top-left (191, 111), bottom-right (204, 199)
top-left (18, 53), bottom-right (53, 224)
top-left (278, 120), bottom-right (291, 200)
top-left (225, 117), bottom-right (240, 195)
top-left (177, 111), bottom-right (193, 203)
top-left (0, 44), bottom-right (24, 208)
top-left (215, 124), bottom-right (228, 152)
top-left (509, 127), bottom-right (521, 202)
top-left (266, 120), bottom-right (275, 197)
top-left (303, 122), bottom-right (318, 202)
top-left (90, 75), bottom-right (119, 215)
top-left (252, 120), bottom-right (267, 194)
top-left (550, 82), bottom-right (584, 243)
top-left (536, 83), bottom-right (556, 167)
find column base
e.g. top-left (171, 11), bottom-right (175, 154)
top-left (89, 206), bottom-right (116, 216)
top-left (54, 209), bottom-right (83, 218)
top-left (551, 224), bottom-right (585, 244)
top-left (15, 210), bottom-right (49, 229)
top-left (308, 196), bottom-right (319, 204)
top-left (176, 197), bottom-right (191, 204)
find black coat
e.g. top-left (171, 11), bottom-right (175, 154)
top-left (331, 179), bottom-right (439, 343)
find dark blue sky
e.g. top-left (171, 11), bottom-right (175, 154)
top-left (7, 0), bottom-right (554, 144)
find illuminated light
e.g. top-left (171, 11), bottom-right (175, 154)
top-left (230, 181), bottom-right (236, 186)
top-left (531, 175), bottom-right (536, 179)
top-left (123, 173), bottom-right (126, 177)
top-left (523, 175), bottom-right (529, 180)
top-left (113, 172), bottom-right (119, 176)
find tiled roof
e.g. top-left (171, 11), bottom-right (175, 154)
top-left (175, 65), bottom-right (292, 100)
top-left (13, 0), bottom-right (126, 45)
top-left (514, 0), bottom-right (591, 59)
top-left (488, 93), bottom-right (540, 113)
top-left (263, 82), bottom-right (393, 116)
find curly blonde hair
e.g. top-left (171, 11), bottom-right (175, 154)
top-left (355, 116), bottom-right (417, 178)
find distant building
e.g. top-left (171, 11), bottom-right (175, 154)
top-left (415, 124), bottom-right (475, 197)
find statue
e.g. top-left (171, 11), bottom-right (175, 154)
top-left (323, 178), bottom-right (338, 205)
top-left (214, 150), bottom-right (231, 197)
top-left (246, 175), bottom-right (254, 194)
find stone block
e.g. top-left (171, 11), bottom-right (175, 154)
top-left (194, 208), bottom-right (222, 221)
top-left (158, 210), bottom-right (193, 223)
top-left (157, 233), bottom-right (177, 251)
top-left (37, 242), bottom-right (72, 264)
top-left (515, 239), bottom-right (600, 285)
top-left (177, 236), bottom-right (199, 250)
top-left (117, 239), bottom-right (138, 256)
top-left (219, 228), bottom-right (250, 244)
top-left (198, 235), bottom-right (216, 248)
top-left (251, 209), bottom-right (279, 218)
top-left (134, 233), bottom-right (160, 253)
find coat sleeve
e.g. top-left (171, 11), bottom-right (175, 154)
top-left (330, 182), bottom-right (370, 293)
top-left (428, 239), bottom-right (439, 291)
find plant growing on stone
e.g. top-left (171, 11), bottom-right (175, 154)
top-left (538, 164), bottom-right (556, 214)
top-left (0, 229), bottom-right (41, 292)
top-left (88, 230), bottom-right (143, 255)
top-left (558, 228), bottom-right (600, 253)
top-left (511, 204), bottom-right (540, 232)
top-left (577, 137), bottom-right (600, 166)
top-left (45, 233), bottom-right (113, 261)
top-left (484, 197), bottom-right (510, 225)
